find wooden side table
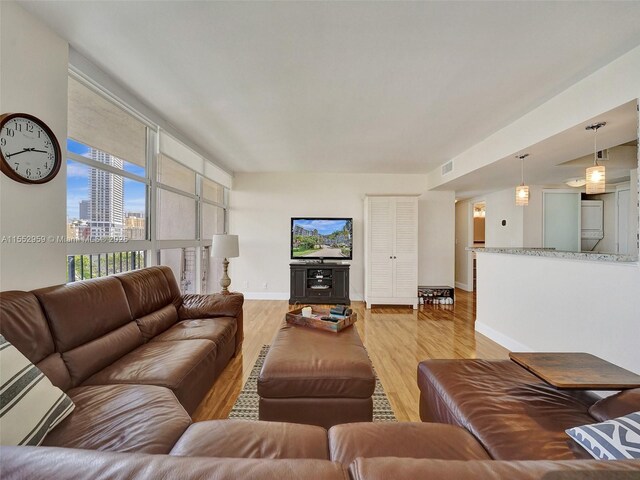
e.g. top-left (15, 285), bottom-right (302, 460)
top-left (509, 352), bottom-right (640, 390)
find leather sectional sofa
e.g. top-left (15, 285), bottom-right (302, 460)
top-left (0, 266), bottom-right (243, 452)
top-left (3, 420), bottom-right (639, 479)
top-left (1, 268), bottom-right (638, 478)
top-left (418, 359), bottom-right (640, 460)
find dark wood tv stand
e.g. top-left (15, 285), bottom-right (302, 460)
top-left (289, 262), bottom-right (350, 305)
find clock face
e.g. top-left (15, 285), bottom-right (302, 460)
top-left (0, 113), bottom-right (61, 184)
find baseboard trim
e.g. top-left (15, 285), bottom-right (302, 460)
top-left (243, 292), bottom-right (289, 300)
top-left (455, 281), bottom-right (472, 292)
top-left (475, 321), bottom-right (532, 352)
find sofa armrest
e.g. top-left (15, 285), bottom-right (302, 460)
top-left (179, 292), bottom-right (244, 355)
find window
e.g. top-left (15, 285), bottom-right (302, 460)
top-left (66, 76), bottom-right (150, 281)
top-left (66, 74), bottom-right (230, 292)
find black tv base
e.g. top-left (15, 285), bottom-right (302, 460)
top-left (289, 262), bottom-right (350, 305)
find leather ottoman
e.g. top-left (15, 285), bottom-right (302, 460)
top-left (258, 324), bottom-right (375, 428)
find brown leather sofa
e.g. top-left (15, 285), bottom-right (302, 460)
top-left (2, 420), bottom-right (639, 479)
top-left (2, 270), bottom-right (638, 477)
top-left (0, 266), bottom-right (244, 452)
top-left (418, 359), bottom-right (640, 460)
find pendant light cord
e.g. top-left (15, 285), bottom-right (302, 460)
top-left (593, 126), bottom-right (598, 167)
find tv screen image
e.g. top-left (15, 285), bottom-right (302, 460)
top-left (291, 218), bottom-right (353, 260)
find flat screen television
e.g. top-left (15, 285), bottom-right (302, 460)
top-left (291, 217), bottom-right (353, 260)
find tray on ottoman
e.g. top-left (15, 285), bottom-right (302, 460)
top-left (286, 306), bottom-right (357, 333)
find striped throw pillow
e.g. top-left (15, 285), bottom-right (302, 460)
top-left (566, 411), bottom-right (640, 460)
top-left (0, 335), bottom-right (74, 445)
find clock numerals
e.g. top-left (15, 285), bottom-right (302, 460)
top-left (1, 113), bottom-right (61, 184)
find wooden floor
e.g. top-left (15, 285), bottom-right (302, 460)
top-left (192, 289), bottom-right (509, 422)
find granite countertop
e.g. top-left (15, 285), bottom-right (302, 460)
top-left (467, 247), bottom-right (638, 263)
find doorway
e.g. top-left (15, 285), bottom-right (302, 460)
top-left (472, 202), bottom-right (485, 291)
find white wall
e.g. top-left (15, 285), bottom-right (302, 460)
top-left (0, 1), bottom-right (69, 290)
top-left (229, 173), bottom-right (455, 300)
top-left (475, 252), bottom-right (640, 374)
top-left (484, 188), bottom-right (524, 247)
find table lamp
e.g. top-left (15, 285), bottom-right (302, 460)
top-left (211, 234), bottom-right (239, 293)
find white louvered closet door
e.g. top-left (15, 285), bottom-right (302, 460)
top-left (368, 197), bottom-right (394, 298)
top-left (393, 197), bottom-right (418, 298)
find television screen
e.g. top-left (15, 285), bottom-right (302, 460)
top-left (291, 218), bottom-right (353, 260)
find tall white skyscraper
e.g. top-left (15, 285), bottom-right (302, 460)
top-left (89, 149), bottom-right (124, 239)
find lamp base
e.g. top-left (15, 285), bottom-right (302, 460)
top-left (220, 257), bottom-right (231, 294)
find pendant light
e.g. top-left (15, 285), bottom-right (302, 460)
top-left (585, 122), bottom-right (606, 194)
top-left (515, 153), bottom-right (529, 206)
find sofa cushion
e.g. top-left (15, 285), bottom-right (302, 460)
top-left (82, 339), bottom-right (217, 414)
top-left (33, 276), bottom-right (133, 353)
top-left (170, 420), bottom-right (329, 459)
top-left (151, 317), bottom-right (236, 346)
top-left (0, 447), bottom-right (349, 480)
top-left (566, 411), bottom-right (640, 460)
top-left (417, 359), bottom-right (598, 460)
top-left (0, 291), bottom-right (71, 390)
top-left (42, 384), bottom-right (191, 454)
top-left (61, 322), bottom-right (144, 386)
top-left (0, 335), bottom-right (74, 446)
top-left (116, 266), bottom-right (181, 319)
top-left (348, 458), bottom-right (640, 480)
top-left (328, 422), bottom-right (490, 465)
top-left (590, 389), bottom-right (640, 422)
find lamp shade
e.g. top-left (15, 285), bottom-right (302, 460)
top-left (515, 185), bottom-right (529, 206)
top-left (211, 234), bottom-right (239, 258)
top-left (586, 165), bottom-right (605, 194)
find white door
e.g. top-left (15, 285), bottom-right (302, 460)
top-left (617, 188), bottom-right (630, 254)
top-left (393, 197), bottom-right (418, 297)
top-left (543, 191), bottom-right (581, 252)
top-left (368, 197), bottom-right (394, 297)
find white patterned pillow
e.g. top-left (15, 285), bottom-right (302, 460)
top-left (566, 411), bottom-right (640, 460)
top-left (0, 335), bottom-right (75, 445)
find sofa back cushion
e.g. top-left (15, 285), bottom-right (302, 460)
top-left (589, 389), bottom-right (640, 422)
top-left (116, 266), bottom-right (182, 339)
top-left (34, 276), bottom-right (133, 352)
top-left (0, 291), bottom-right (72, 390)
top-left (34, 276), bottom-right (143, 386)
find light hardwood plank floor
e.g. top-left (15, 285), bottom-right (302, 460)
top-left (192, 289), bottom-right (509, 422)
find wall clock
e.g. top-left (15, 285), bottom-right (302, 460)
top-left (0, 113), bottom-right (62, 184)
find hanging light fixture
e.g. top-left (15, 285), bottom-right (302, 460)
top-left (515, 153), bottom-right (529, 206)
top-left (585, 122), bottom-right (606, 194)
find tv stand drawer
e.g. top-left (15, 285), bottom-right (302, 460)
top-left (307, 288), bottom-right (332, 297)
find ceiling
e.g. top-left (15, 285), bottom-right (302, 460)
top-left (18, 1), bottom-right (640, 175)
top-left (439, 100), bottom-right (639, 199)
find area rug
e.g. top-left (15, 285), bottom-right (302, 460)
top-left (228, 345), bottom-right (397, 422)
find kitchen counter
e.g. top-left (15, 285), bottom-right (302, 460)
top-left (467, 247), bottom-right (638, 263)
